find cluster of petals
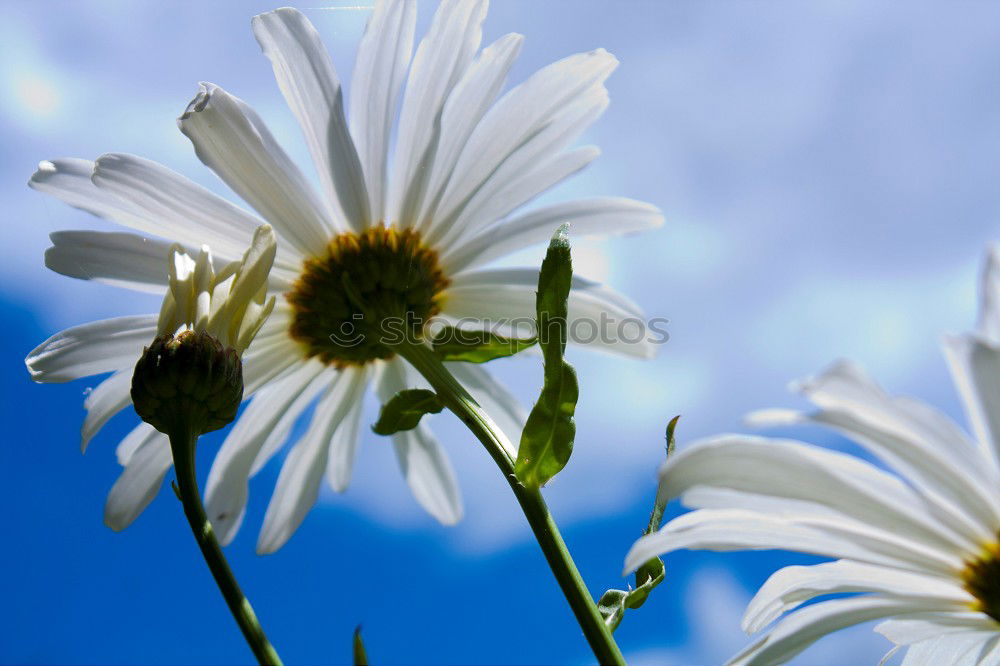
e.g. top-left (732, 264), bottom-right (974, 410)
top-left (626, 246), bottom-right (1000, 665)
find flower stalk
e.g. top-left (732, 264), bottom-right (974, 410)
top-left (168, 426), bottom-right (283, 666)
top-left (395, 341), bottom-right (626, 666)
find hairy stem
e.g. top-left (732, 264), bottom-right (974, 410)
top-left (168, 430), bottom-right (283, 666)
top-left (397, 342), bottom-right (626, 666)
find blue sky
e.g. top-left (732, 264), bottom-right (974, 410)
top-left (3, 1), bottom-right (1000, 664)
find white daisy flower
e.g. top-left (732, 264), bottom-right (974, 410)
top-left (625, 246), bottom-right (1000, 665)
top-left (26, 1), bottom-right (662, 554)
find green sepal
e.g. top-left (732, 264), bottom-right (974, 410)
top-left (625, 557), bottom-right (665, 610)
top-left (353, 625), bottom-right (368, 666)
top-left (597, 589), bottom-right (628, 632)
top-left (431, 326), bottom-right (536, 363)
top-left (515, 225), bottom-right (579, 489)
top-left (372, 389), bottom-right (444, 435)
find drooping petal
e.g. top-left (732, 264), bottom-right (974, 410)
top-left (256, 367), bottom-right (369, 554)
top-left (415, 32), bottom-right (524, 226)
top-left (81, 370), bottom-right (133, 452)
top-left (876, 613), bottom-right (997, 645)
top-left (45, 231), bottom-right (174, 294)
top-left (759, 359), bottom-right (1000, 544)
top-left (26, 315), bottom-right (158, 383)
top-left (443, 268), bottom-right (656, 358)
top-left (744, 560), bottom-right (970, 634)
top-left (901, 633), bottom-right (998, 666)
top-left (252, 7), bottom-right (370, 230)
top-left (729, 597), bottom-right (930, 666)
top-left (177, 83), bottom-right (334, 256)
top-left (944, 335), bottom-right (1000, 483)
top-left (442, 197), bottom-right (664, 273)
top-left (624, 509), bottom-right (962, 578)
top-left (348, 0), bottom-right (415, 222)
top-left (976, 244), bottom-right (1000, 343)
top-left (378, 358), bottom-right (462, 524)
top-left (446, 361), bottom-right (523, 459)
top-left (87, 153), bottom-right (280, 261)
top-left (325, 383), bottom-right (367, 493)
top-left (391, 0), bottom-right (487, 226)
top-left (654, 435), bottom-right (973, 556)
top-left (104, 424), bottom-right (171, 531)
top-left (203, 360), bottom-right (328, 545)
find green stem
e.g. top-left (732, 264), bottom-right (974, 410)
top-left (168, 430), bottom-right (283, 666)
top-left (396, 343), bottom-right (626, 666)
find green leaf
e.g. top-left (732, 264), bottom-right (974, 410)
top-left (515, 224), bottom-right (579, 489)
top-left (372, 389), bottom-right (444, 435)
top-left (353, 625), bottom-right (368, 666)
top-left (431, 326), bottom-right (536, 363)
top-left (597, 589), bottom-right (628, 632)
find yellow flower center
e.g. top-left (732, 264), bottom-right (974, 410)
top-left (962, 542), bottom-right (1000, 622)
top-left (286, 225), bottom-right (449, 367)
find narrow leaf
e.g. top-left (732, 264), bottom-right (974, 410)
top-left (646, 415), bottom-right (680, 534)
top-left (353, 625), bottom-right (368, 666)
top-left (372, 389), bottom-right (443, 436)
top-left (515, 224), bottom-right (579, 489)
top-left (431, 326), bottom-right (536, 363)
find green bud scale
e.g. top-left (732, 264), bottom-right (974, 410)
top-left (131, 330), bottom-right (243, 437)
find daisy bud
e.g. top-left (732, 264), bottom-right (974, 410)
top-left (132, 330), bottom-right (243, 437)
top-left (131, 225), bottom-right (277, 437)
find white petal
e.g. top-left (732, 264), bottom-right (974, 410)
top-left (428, 49), bottom-right (616, 243)
top-left (348, 0), bottom-right (415, 222)
top-left (975, 635), bottom-right (1000, 665)
top-left (445, 362), bottom-right (523, 459)
top-left (86, 153), bottom-right (283, 262)
top-left (392, 423), bottom-right (463, 525)
top-left (45, 231), bottom-right (171, 293)
top-left (81, 370), bottom-right (133, 452)
top-left (444, 268), bottom-right (656, 358)
top-left (744, 560), bottom-right (970, 634)
top-left (378, 358), bottom-right (462, 524)
top-left (977, 244), bottom-right (1000, 343)
top-left (877, 613), bottom-right (997, 645)
top-left (104, 424), bottom-right (171, 531)
top-left (901, 633), bottom-right (997, 666)
top-left (624, 508), bottom-right (961, 578)
top-left (257, 367), bottom-right (369, 554)
top-left (177, 83), bottom-right (334, 255)
top-left (785, 359), bottom-right (1000, 543)
top-left (391, 0), bottom-right (487, 225)
top-left (944, 335), bottom-right (1000, 482)
top-left (203, 360), bottom-right (326, 545)
top-left (252, 7), bottom-right (369, 230)
top-left (242, 336), bottom-right (305, 395)
top-left (655, 435), bottom-right (971, 556)
top-left (325, 385), bottom-right (367, 493)
top-left (730, 597), bottom-right (928, 666)
top-left (26, 315), bottom-right (157, 382)
top-left (29, 158), bottom-right (151, 228)
top-left (416, 32), bottom-right (524, 227)
top-left (430, 87), bottom-right (610, 249)
top-left (442, 197), bottom-right (664, 273)
top-left (248, 370), bottom-right (333, 477)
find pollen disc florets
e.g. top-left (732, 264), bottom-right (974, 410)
top-left (962, 542), bottom-right (1000, 623)
top-left (287, 225), bottom-right (449, 367)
